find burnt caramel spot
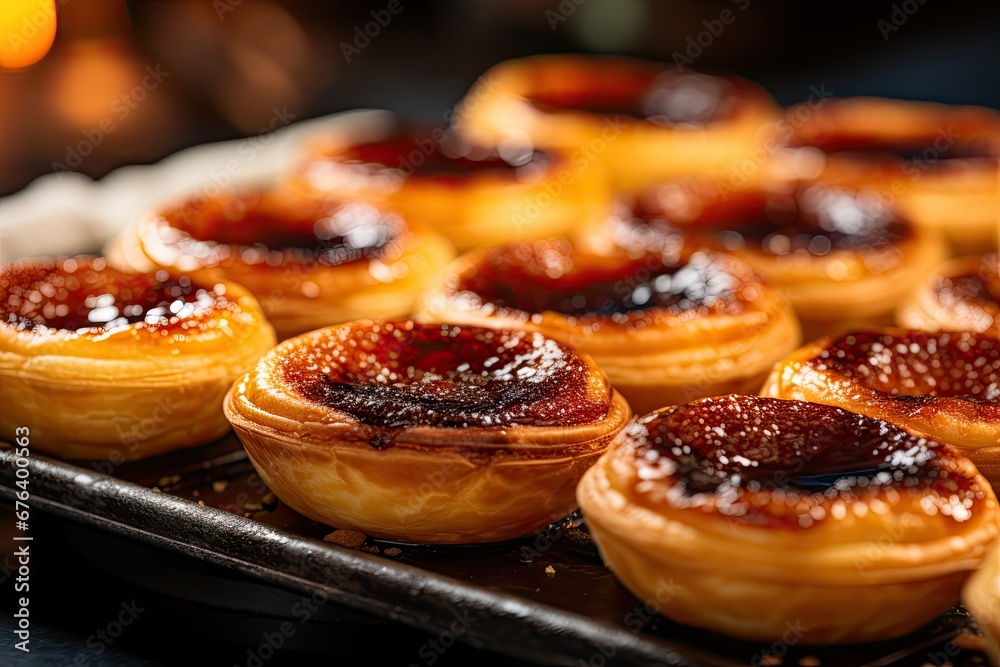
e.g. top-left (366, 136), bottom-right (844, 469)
top-left (452, 241), bottom-right (748, 323)
top-left (158, 194), bottom-right (403, 267)
top-left (627, 395), bottom-right (984, 527)
top-left (282, 322), bottom-right (609, 447)
top-left (813, 331), bottom-right (1000, 403)
top-left (529, 70), bottom-right (737, 126)
top-left (617, 185), bottom-right (912, 259)
top-left (0, 257), bottom-right (227, 334)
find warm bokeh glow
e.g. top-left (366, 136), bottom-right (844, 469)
top-left (0, 0), bottom-right (57, 69)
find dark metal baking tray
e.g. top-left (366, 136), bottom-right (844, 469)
top-left (0, 437), bottom-right (989, 666)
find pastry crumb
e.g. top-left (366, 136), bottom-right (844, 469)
top-left (212, 480), bottom-right (229, 493)
top-left (242, 501), bottom-right (263, 512)
top-left (361, 545), bottom-right (380, 554)
top-left (157, 474), bottom-right (181, 487)
top-left (544, 565), bottom-right (556, 577)
top-left (384, 548), bottom-right (402, 557)
top-left (262, 492), bottom-right (278, 509)
top-left (798, 657), bottom-right (820, 667)
top-left (197, 500), bottom-right (205, 507)
top-left (954, 631), bottom-right (988, 652)
top-left (759, 657), bottom-right (782, 666)
top-left (323, 529), bottom-right (367, 549)
top-left (151, 487), bottom-right (161, 493)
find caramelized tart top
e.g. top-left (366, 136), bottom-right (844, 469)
top-left (617, 395), bottom-right (989, 528)
top-left (280, 321), bottom-right (611, 444)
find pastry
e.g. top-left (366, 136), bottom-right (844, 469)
top-left (0, 256), bottom-right (276, 460)
top-left (897, 254), bottom-right (999, 336)
top-left (417, 241), bottom-right (801, 414)
top-left (454, 54), bottom-right (781, 192)
top-left (963, 543), bottom-right (1000, 666)
top-left (108, 186), bottom-right (454, 339)
top-left (603, 181), bottom-right (947, 340)
top-left (762, 329), bottom-right (1000, 488)
top-left (224, 320), bottom-right (631, 544)
top-left (778, 97), bottom-right (1000, 253)
top-left (292, 124), bottom-right (610, 250)
top-left (578, 394), bottom-right (999, 643)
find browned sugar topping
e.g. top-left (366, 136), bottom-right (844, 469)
top-left (452, 241), bottom-right (752, 325)
top-left (813, 331), bottom-right (1000, 403)
top-left (282, 322), bottom-right (610, 447)
top-left (625, 395), bottom-right (984, 527)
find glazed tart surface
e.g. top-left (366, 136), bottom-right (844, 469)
top-left (578, 394), bottom-right (999, 643)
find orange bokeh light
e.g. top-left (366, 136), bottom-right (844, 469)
top-left (0, 0), bottom-right (57, 69)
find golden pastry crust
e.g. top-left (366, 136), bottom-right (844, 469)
top-left (225, 320), bottom-right (631, 544)
top-left (454, 55), bottom-right (781, 192)
top-left (897, 254), bottom-right (999, 336)
top-left (599, 181), bottom-right (947, 340)
top-left (416, 241), bottom-right (801, 415)
top-left (778, 97), bottom-right (1000, 254)
top-left (108, 187), bottom-right (454, 339)
top-left (762, 329), bottom-right (1000, 488)
top-left (290, 126), bottom-right (610, 250)
top-left (578, 395), bottom-right (999, 643)
top-left (0, 257), bottom-right (276, 460)
top-left (963, 543), bottom-right (1000, 666)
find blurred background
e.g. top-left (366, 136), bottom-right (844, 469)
top-left (0, 0), bottom-right (997, 197)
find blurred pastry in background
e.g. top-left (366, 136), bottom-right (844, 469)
top-left (454, 55), bottom-right (781, 193)
top-left (600, 180), bottom-right (946, 340)
top-left (897, 253), bottom-right (999, 336)
top-left (108, 185), bottom-right (453, 339)
top-left (291, 121), bottom-right (610, 250)
top-left (776, 97), bottom-right (1000, 254)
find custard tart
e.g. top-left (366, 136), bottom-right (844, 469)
top-left (109, 186), bottom-right (453, 339)
top-left (0, 257), bottom-right (276, 460)
top-left (455, 55), bottom-right (781, 192)
top-left (292, 125), bottom-right (609, 250)
top-left (224, 320), bottom-right (630, 544)
top-left (964, 543), bottom-right (1000, 666)
top-left (578, 394), bottom-right (999, 643)
top-left (417, 241), bottom-right (801, 415)
top-left (897, 254), bottom-right (999, 336)
top-left (762, 329), bottom-right (1000, 488)
top-left (603, 181), bottom-right (947, 340)
top-left (778, 97), bottom-right (1000, 253)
